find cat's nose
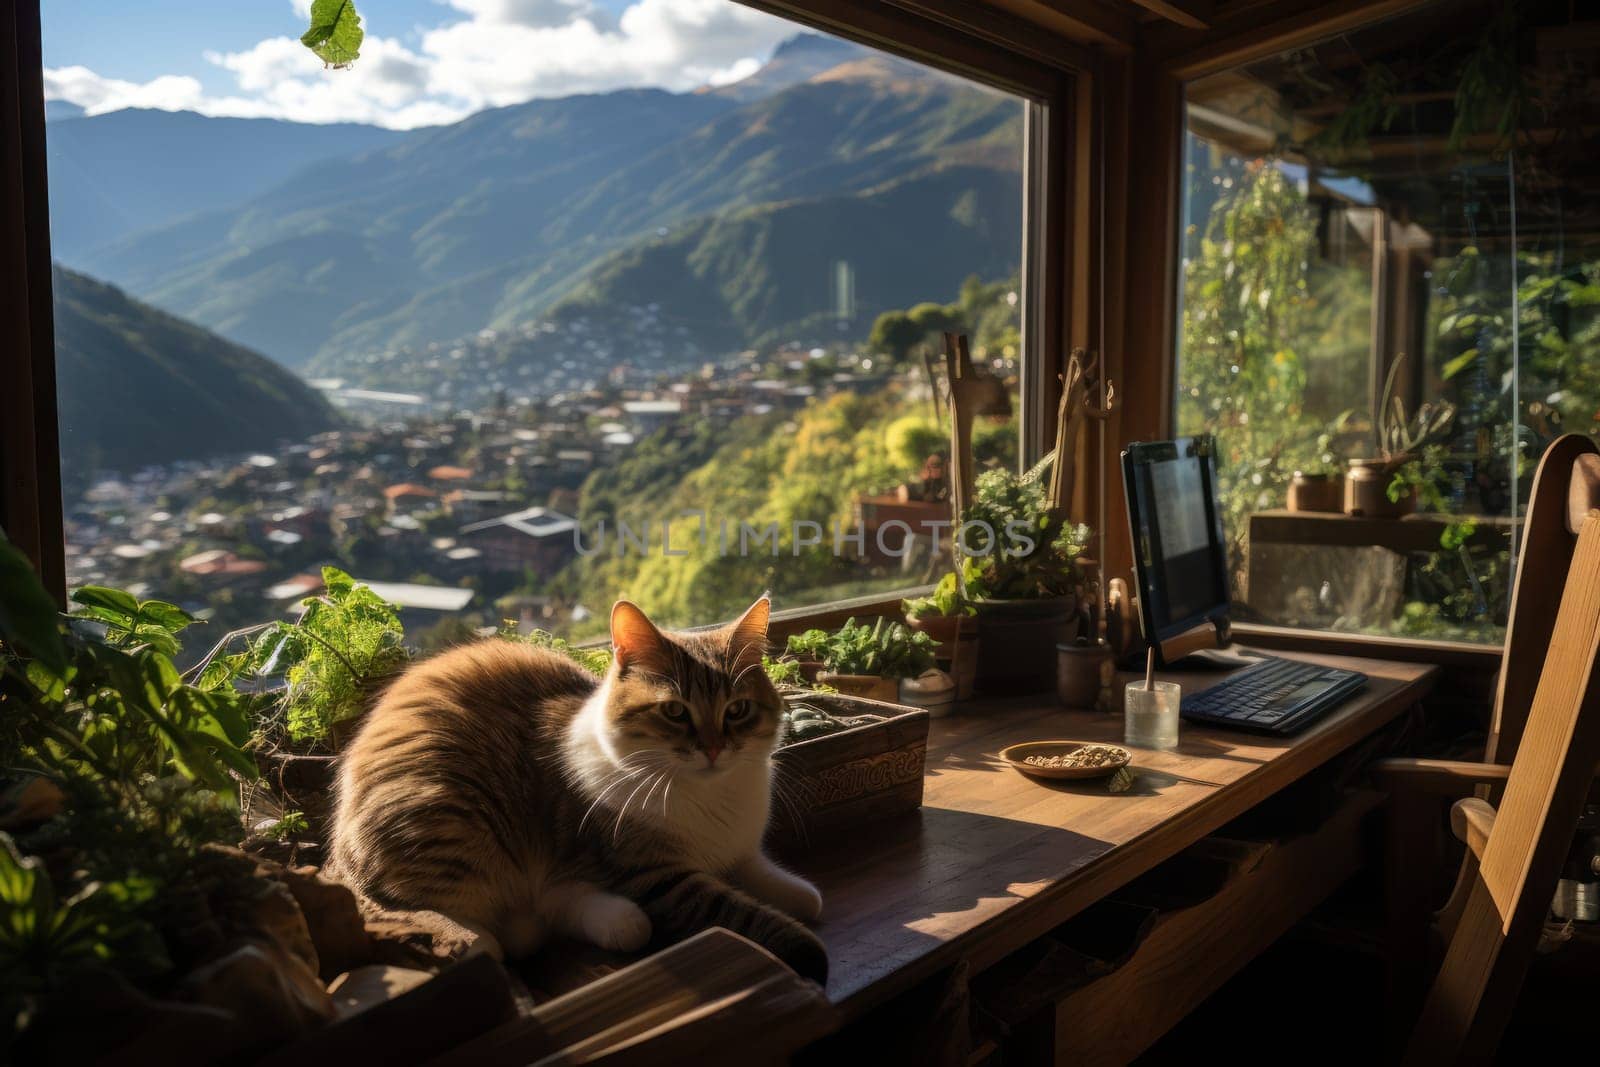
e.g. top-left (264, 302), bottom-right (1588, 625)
top-left (703, 743), bottom-right (723, 766)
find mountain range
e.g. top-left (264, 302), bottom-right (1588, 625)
top-left (46, 109), bottom-right (404, 261)
top-left (52, 267), bottom-right (340, 484)
top-left (49, 34), bottom-right (1023, 393)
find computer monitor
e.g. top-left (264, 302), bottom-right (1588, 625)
top-left (1121, 435), bottom-right (1232, 667)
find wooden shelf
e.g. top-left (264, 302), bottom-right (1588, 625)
top-left (1249, 509), bottom-right (1518, 554)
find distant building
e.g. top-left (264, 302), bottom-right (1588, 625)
top-left (427, 465), bottom-right (474, 482)
top-left (622, 398), bottom-right (683, 434)
top-left (442, 488), bottom-right (512, 523)
top-left (179, 549), bottom-right (268, 583)
top-left (382, 483), bottom-right (438, 518)
top-left (458, 506), bottom-right (579, 574)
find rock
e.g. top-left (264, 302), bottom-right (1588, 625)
top-left (326, 965), bottom-right (433, 1019)
top-left (279, 864), bottom-right (373, 980)
top-left (239, 876), bottom-right (321, 976)
top-left (181, 940), bottom-right (335, 1050)
top-left (361, 907), bottom-right (490, 967)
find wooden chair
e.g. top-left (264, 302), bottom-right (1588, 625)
top-left (430, 927), bottom-right (834, 1066)
top-left (1376, 434), bottom-right (1600, 1063)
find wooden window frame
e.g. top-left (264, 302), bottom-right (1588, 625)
top-left (1109, 0), bottom-right (1509, 664)
top-left (0, 0), bottom-right (64, 607)
top-left (5, 0), bottom-right (1487, 661)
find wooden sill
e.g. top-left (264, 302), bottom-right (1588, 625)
top-left (1233, 622), bottom-right (1503, 670)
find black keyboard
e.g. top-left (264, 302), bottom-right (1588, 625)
top-left (1180, 655), bottom-right (1367, 735)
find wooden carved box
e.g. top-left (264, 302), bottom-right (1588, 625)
top-left (769, 691), bottom-right (930, 848)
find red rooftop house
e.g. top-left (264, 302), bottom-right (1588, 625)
top-left (457, 506), bottom-right (579, 574)
top-left (382, 482), bottom-right (438, 518)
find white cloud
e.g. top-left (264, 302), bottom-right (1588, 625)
top-left (43, 0), bottom-right (800, 129)
top-left (43, 66), bottom-right (207, 115)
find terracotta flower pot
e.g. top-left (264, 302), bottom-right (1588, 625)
top-left (973, 595), bottom-right (1078, 696)
top-left (1345, 457), bottom-right (1416, 518)
top-left (1288, 470), bottom-right (1344, 513)
top-left (816, 672), bottom-right (900, 704)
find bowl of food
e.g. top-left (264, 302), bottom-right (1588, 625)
top-left (998, 740), bottom-right (1131, 780)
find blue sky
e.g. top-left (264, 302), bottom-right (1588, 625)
top-left (41, 1), bottom-right (800, 128)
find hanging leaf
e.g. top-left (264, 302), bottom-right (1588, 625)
top-left (301, 0), bottom-right (364, 68)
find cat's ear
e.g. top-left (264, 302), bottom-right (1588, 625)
top-left (611, 600), bottom-right (668, 673)
top-left (727, 596), bottom-right (771, 666)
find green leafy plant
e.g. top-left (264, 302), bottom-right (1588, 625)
top-left (300, 0), bottom-right (364, 68)
top-left (0, 533), bottom-right (256, 1031)
top-left (501, 624), bottom-right (615, 675)
top-left (785, 617), bottom-right (937, 679)
top-left (960, 467), bottom-right (1089, 600)
top-left (760, 654), bottom-right (807, 687)
top-left (1376, 354), bottom-right (1456, 461)
top-left (67, 587), bottom-right (196, 659)
top-left (260, 811), bottom-right (309, 841)
top-left (902, 569), bottom-right (977, 620)
top-left (253, 567), bottom-right (408, 746)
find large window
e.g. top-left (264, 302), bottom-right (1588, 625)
top-left (1176, 0), bottom-right (1599, 644)
top-left (43, 2), bottom-right (1025, 651)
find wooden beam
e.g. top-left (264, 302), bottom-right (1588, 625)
top-left (0, 0), bottom-right (64, 606)
top-left (1125, 0), bottom-right (1212, 30)
top-left (1100, 54), bottom-right (1182, 588)
top-left (737, 0), bottom-right (1066, 96)
top-left (884, 0), bottom-right (1104, 72)
top-left (1147, 0), bottom-right (1436, 81)
top-left (982, 0), bottom-right (1140, 53)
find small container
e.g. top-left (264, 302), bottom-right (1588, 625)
top-left (899, 669), bottom-right (957, 718)
top-left (1124, 680), bottom-right (1181, 750)
top-left (1057, 642), bottom-right (1115, 709)
top-left (1288, 470), bottom-right (1344, 513)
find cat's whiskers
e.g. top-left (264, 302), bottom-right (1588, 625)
top-left (614, 769), bottom-right (668, 844)
top-left (575, 754), bottom-right (664, 838)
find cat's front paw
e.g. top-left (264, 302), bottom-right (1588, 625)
top-left (581, 895), bottom-right (653, 952)
top-left (774, 876), bottom-right (823, 923)
top-left (766, 921), bottom-right (829, 985)
top-left (739, 857), bottom-right (824, 922)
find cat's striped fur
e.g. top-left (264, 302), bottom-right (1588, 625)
top-left (328, 597), bottom-right (826, 981)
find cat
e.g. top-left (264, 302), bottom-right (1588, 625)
top-left (327, 596), bottom-right (827, 982)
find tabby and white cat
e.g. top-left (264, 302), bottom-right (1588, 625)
top-left (328, 597), bottom-right (827, 981)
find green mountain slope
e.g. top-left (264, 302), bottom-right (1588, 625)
top-left (52, 267), bottom-right (340, 483)
top-left (551, 163), bottom-right (1022, 349)
top-left (85, 40), bottom-right (1022, 370)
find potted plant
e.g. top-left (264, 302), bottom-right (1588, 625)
top-left (1346, 355), bottom-right (1456, 517)
top-left (784, 617), bottom-right (938, 704)
top-left (961, 466), bottom-right (1090, 695)
top-left (903, 568), bottom-right (978, 699)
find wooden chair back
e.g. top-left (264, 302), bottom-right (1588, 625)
top-left (1405, 478), bottom-right (1600, 1063)
top-left (1486, 434), bottom-right (1600, 762)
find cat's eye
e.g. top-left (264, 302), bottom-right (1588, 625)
top-left (659, 701), bottom-right (691, 723)
top-left (725, 700), bottom-right (755, 722)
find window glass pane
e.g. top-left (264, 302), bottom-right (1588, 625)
top-left (45, 3), bottom-right (1024, 653)
top-left (1176, 1), bottom-right (1595, 644)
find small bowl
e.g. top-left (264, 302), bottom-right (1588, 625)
top-left (999, 740), bottom-right (1131, 780)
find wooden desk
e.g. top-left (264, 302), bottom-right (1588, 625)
top-left (792, 650), bottom-right (1437, 1021)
